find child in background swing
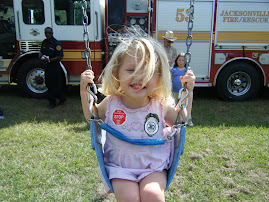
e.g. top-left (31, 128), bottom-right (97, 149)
top-left (170, 52), bottom-right (194, 127)
top-left (80, 31), bottom-right (195, 201)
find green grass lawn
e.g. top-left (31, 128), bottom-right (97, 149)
top-left (0, 85), bottom-right (268, 201)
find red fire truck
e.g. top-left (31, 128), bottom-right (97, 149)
top-left (0, 0), bottom-right (268, 101)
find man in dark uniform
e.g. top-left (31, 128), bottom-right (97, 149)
top-left (39, 27), bottom-right (66, 109)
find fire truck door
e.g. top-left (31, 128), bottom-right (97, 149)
top-left (14, 0), bottom-right (51, 41)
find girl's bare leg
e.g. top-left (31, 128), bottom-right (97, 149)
top-left (112, 178), bottom-right (140, 202)
top-left (139, 171), bottom-right (167, 202)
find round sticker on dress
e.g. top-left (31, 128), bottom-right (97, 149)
top-left (144, 113), bottom-right (159, 137)
top-left (112, 109), bottom-right (126, 125)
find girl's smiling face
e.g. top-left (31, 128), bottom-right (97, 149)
top-left (118, 53), bottom-right (160, 109)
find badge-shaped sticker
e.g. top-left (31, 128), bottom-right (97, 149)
top-left (112, 110), bottom-right (126, 125)
top-left (56, 45), bottom-right (62, 51)
top-left (144, 113), bottom-right (159, 137)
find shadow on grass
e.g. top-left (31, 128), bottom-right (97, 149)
top-left (0, 85), bottom-right (86, 129)
top-left (0, 85), bottom-right (268, 129)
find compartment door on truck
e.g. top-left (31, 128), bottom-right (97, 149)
top-left (156, 0), bottom-right (215, 84)
top-left (14, 0), bottom-right (51, 41)
top-left (215, 0), bottom-right (269, 48)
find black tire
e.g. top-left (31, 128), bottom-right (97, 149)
top-left (216, 62), bottom-right (260, 101)
top-left (17, 58), bottom-right (48, 98)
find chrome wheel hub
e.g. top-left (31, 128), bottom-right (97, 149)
top-left (227, 71), bottom-right (251, 96)
top-left (26, 68), bottom-right (48, 93)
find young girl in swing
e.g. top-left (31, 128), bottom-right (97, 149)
top-left (80, 33), bottom-right (195, 201)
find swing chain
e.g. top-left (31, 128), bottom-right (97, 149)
top-left (165, 123), bottom-right (186, 143)
top-left (173, 0), bottom-right (194, 128)
top-left (166, 125), bottom-right (181, 142)
top-left (184, 0), bottom-right (195, 68)
top-left (82, 0), bottom-right (99, 119)
top-left (81, 0), bottom-right (91, 70)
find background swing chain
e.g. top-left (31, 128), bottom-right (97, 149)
top-left (82, 0), bottom-right (98, 119)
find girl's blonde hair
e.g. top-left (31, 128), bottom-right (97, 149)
top-left (100, 29), bottom-right (174, 105)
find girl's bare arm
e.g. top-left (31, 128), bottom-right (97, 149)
top-left (80, 70), bottom-right (107, 123)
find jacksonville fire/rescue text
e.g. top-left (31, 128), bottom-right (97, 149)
top-left (220, 10), bottom-right (269, 23)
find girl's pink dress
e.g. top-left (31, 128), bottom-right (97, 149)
top-left (102, 95), bottom-right (172, 190)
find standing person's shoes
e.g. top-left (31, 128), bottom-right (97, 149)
top-left (188, 119), bottom-right (194, 127)
top-left (58, 97), bottom-right (67, 105)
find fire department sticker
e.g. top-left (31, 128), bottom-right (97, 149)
top-left (144, 113), bottom-right (159, 137)
top-left (56, 45), bottom-right (62, 51)
top-left (112, 110), bottom-right (126, 125)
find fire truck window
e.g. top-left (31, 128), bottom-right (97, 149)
top-left (54, 0), bottom-right (91, 25)
top-left (22, 0), bottom-right (45, 24)
top-left (108, 0), bottom-right (124, 29)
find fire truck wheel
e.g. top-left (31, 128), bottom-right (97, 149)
top-left (17, 58), bottom-right (48, 98)
top-left (217, 62), bottom-right (260, 101)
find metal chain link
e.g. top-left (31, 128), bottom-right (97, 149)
top-left (81, 0), bottom-right (98, 119)
top-left (174, 0), bottom-right (195, 126)
top-left (81, 0), bottom-right (92, 71)
top-left (184, 0), bottom-right (195, 69)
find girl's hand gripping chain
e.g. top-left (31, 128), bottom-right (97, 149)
top-left (180, 70), bottom-right (195, 92)
top-left (80, 70), bottom-right (95, 91)
top-left (80, 70), bottom-right (97, 121)
top-left (177, 70), bottom-right (195, 123)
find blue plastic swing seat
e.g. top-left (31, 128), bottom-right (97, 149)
top-left (90, 121), bottom-right (186, 193)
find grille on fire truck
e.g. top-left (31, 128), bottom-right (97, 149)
top-left (19, 41), bottom-right (41, 53)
